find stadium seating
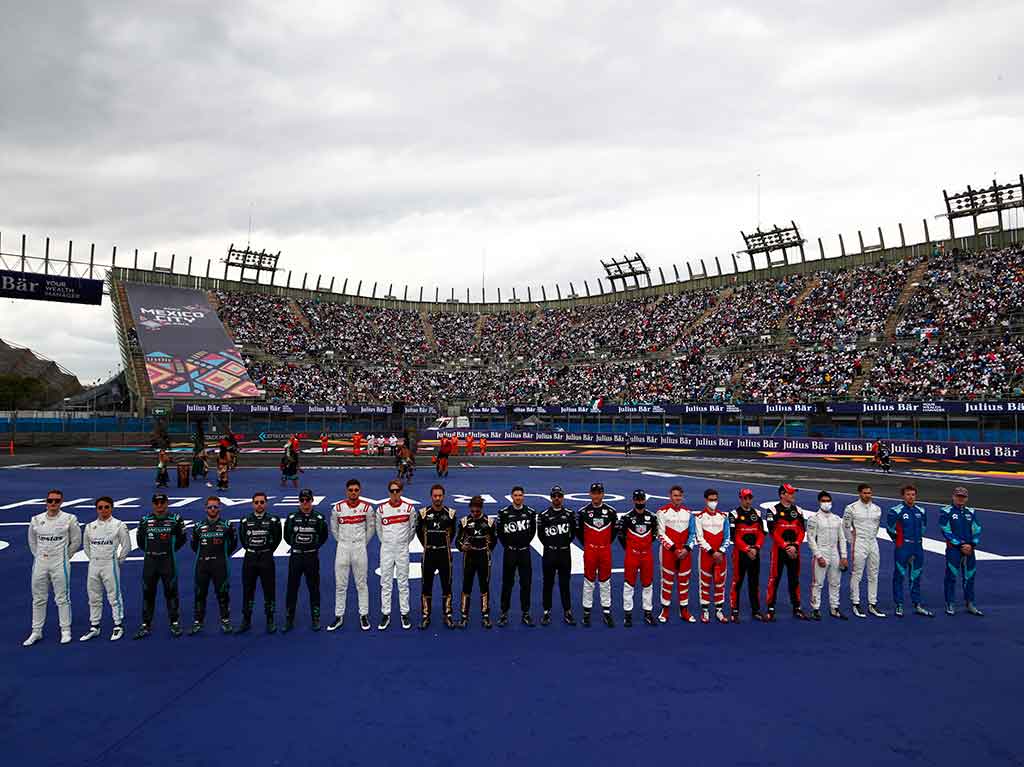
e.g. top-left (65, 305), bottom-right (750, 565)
top-left (200, 245), bottom-right (1024, 405)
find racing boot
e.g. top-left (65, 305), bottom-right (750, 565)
top-left (602, 609), bottom-right (615, 628)
top-left (894, 604), bottom-right (904, 618)
top-left (23, 631), bottom-right (43, 647)
top-left (283, 612), bottom-right (295, 633)
top-left (359, 615), bottom-right (371, 632)
top-left (913, 603), bottom-right (934, 618)
top-left (220, 618), bottom-right (233, 634)
top-left (266, 613), bottom-right (277, 634)
top-left (868, 604), bottom-right (886, 618)
top-left (715, 607), bottom-right (728, 623)
top-left (79, 626), bottom-right (101, 642)
top-left (481, 594), bottom-right (491, 628)
top-left (752, 611), bottom-right (766, 622)
top-left (189, 621), bottom-right (203, 636)
top-left (541, 610), bottom-right (552, 626)
top-left (765, 608), bottom-right (777, 622)
top-left (443, 596), bottom-right (455, 629)
top-left (680, 607), bottom-right (696, 624)
top-left (852, 603), bottom-right (867, 619)
top-left (793, 607), bottom-right (810, 621)
top-left (419, 596), bottom-right (432, 630)
top-left (643, 610), bottom-right (656, 626)
top-left (237, 613), bottom-right (253, 634)
top-left (378, 613), bottom-right (391, 631)
top-left (327, 616), bottom-right (343, 632)
top-left (400, 614), bottom-right (412, 630)
top-left (563, 610), bottom-right (577, 626)
top-left (311, 607), bottom-right (321, 631)
top-left (132, 624), bottom-right (151, 640)
top-left (700, 608), bottom-right (711, 624)
top-left (169, 621), bottom-right (183, 637)
top-left (582, 608), bottom-right (592, 627)
top-left (521, 612), bottom-right (535, 627)
top-left (110, 626), bottom-right (124, 641)
top-left (497, 613), bottom-right (509, 627)
top-left (658, 605), bottom-right (670, 624)
top-left (811, 609), bottom-right (822, 621)
top-left (730, 609), bottom-right (741, 624)
top-left (61, 629), bottom-right (72, 645)
top-left (457, 595), bottom-right (470, 629)
top-left (966, 602), bottom-right (984, 617)
top-left (945, 602), bottom-right (955, 616)
top-left (830, 608), bottom-right (848, 621)
top-left (624, 612), bottom-right (633, 628)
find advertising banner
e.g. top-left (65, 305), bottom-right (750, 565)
top-left (126, 284), bottom-right (259, 399)
top-left (0, 269), bottom-right (104, 305)
top-left (435, 430), bottom-right (1024, 461)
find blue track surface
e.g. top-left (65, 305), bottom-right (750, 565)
top-left (1, 463), bottom-right (1021, 767)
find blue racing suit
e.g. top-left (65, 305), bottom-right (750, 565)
top-left (886, 503), bottom-right (926, 605)
top-left (938, 504), bottom-right (981, 604)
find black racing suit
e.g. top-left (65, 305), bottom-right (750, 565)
top-left (416, 505), bottom-right (457, 617)
top-left (191, 516), bottom-right (237, 623)
top-left (137, 511), bottom-right (188, 626)
top-left (497, 504), bottom-right (537, 614)
top-left (239, 511), bottom-right (282, 619)
top-left (457, 513), bottom-right (497, 616)
top-left (284, 510), bottom-right (329, 620)
top-left (538, 505), bottom-right (576, 612)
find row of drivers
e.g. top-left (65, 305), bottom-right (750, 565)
top-left (22, 478), bottom-right (983, 645)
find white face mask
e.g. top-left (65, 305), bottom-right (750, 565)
top-left (706, 500), bottom-right (718, 511)
top-left (820, 502), bottom-right (833, 512)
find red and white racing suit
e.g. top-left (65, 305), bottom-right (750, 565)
top-left (657, 503), bottom-right (696, 610)
top-left (375, 499), bottom-right (418, 616)
top-left (618, 509), bottom-right (657, 611)
top-left (331, 499), bottom-right (376, 619)
top-left (576, 503), bottom-right (618, 610)
top-left (695, 507), bottom-right (731, 608)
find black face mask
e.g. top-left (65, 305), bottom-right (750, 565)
top-left (634, 503), bottom-right (645, 511)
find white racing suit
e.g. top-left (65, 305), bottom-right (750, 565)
top-left (842, 500), bottom-right (882, 606)
top-left (331, 499), bottom-right (376, 619)
top-left (807, 510), bottom-right (847, 611)
top-left (376, 500), bottom-right (418, 616)
top-left (28, 510), bottom-right (82, 632)
top-left (83, 516), bottom-right (132, 627)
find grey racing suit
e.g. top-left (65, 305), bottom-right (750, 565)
top-left (807, 510), bottom-right (847, 611)
top-left (83, 516), bottom-right (131, 626)
top-left (28, 510), bottom-right (82, 632)
top-left (375, 499), bottom-right (418, 616)
top-left (330, 499), bottom-right (376, 619)
top-left (843, 500), bottom-right (882, 606)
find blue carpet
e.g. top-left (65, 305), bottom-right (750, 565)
top-left (0, 464), bottom-right (1020, 767)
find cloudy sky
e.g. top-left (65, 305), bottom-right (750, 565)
top-left (1, 0), bottom-right (1021, 382)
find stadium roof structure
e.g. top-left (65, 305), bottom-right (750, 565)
top-left (944, 175), bottom-right (1024, 235)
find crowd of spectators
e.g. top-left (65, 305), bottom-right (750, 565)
top-left (210, 246), bottom-right (1024, 404)
top-left (788, 261), bottom-right (917, 347)
top-left (860, 334), bottom-right (1024, 401)
top-left (896, 246), bottom-right (1024, 339)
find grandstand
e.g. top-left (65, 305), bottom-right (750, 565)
top-left (106, 234), bottom-right (1024, 414)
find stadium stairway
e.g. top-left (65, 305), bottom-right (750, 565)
top-left (472, 313), bottom-right (485, 352)
top-left (883, 261), bottom-right (929, 340)
top-left (845, 353), bottom-right (874, 398)
top-left (774, 277), bottom-right (820, 345)
top-left (288, 299), bottom-right (312, 330)
top-left (421, 309), bottom-right (437, 352)
top-left (674, 286), bottom-right (733, 348)
top-left (111, 281), bottom-right (153, 404)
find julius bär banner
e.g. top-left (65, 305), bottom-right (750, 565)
top-left (126, 283), bottom-right (259, 399)
top-left (0, 269), bottom-right (104, 305)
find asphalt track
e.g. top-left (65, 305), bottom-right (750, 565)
top-left (1, 444), bottom-right (1021, 767)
